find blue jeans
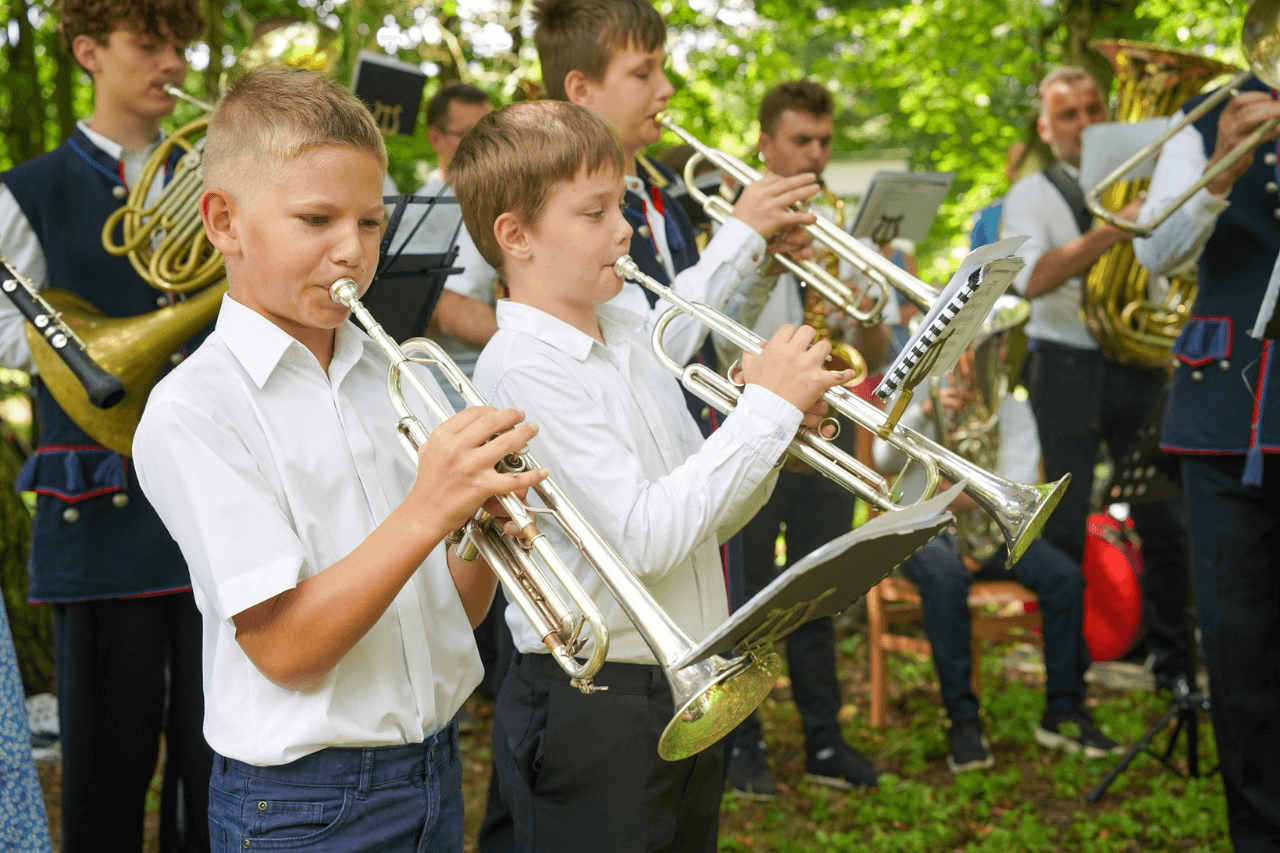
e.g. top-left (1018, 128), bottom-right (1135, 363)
top-left (899, 535), bottom-right (1087, 722)
top-left (208, 720), bottom-right (462, 852)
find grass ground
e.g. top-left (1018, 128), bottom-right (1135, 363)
top-left (36, 625), bottom-right (1227, 851)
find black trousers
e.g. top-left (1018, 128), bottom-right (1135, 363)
top-left (733, 467), bottom-right (855, 756)
top-left (54, 592), bottom-right (211, 853)
top-left (1026, 341), bottom-right (1191, 683)
top-left (479, 653), bottom-right (724, 853)
top-left (1181, 455), bottom-right (1280, 852)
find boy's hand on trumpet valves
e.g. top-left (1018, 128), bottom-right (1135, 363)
top-left (731, 171), bottom-right (820, 239)
top-left (410, 405), bottom-right (548, 538)
top-left (740, 323), bottom-right (855, 427)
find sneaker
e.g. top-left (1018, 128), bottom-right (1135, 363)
top-left (1035, 707), bottom-right (1125, 758)
top-left (727, 738), bottom-right (776, 801)
top-left (946, 717), bottom-right (995, 774)
top-left (804, 742), bottom-right (882, 790)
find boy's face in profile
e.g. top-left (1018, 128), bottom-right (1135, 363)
top-left (575, 41), bottom-right (673, 155)
top-left (77, 24), bottom-right (189, 120)
top-left (522, 164), bottom-right (631, 313)
top-left (220, 145), bottom-right (385, 345)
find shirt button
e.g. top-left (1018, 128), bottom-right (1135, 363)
top-left (157, 294), bottom-right (172, 308)
top-left (1273, 208), bottom-right (1280, 221)
top-left (62, 507), bottom-right (80, 524)
top-left (699, 406), bottom-right (711, 421)
top-left (112, 185), bottom-right (127, 200)
top-left (1266, 152), bottom-right (1278, 166)
top-left (1267, 182), bottom-right (1278, 194)
top-left (1219, 359), bottom-right (1231, 371)
top-left (637, 225), bottom-right (651, 239)
top-left (112, 493), bottom-right (129, 509)
top-left (1190, 369), bottom-right (1204, 381)
top-left (170, 352), bottom-right (185, 366)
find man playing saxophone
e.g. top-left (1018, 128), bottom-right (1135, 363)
top-left (720, 79), bottom-right (891, 798)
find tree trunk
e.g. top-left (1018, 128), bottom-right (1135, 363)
top-left (6, 0), bottom-right (48, 163)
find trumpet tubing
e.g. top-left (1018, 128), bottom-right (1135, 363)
top-left (329, 278), bottom-right (780, 760)
top-left (617, 255), bottom-right (1067, 566)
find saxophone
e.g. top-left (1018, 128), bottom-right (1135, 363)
top-left (803, 188), bottom-right (867, 386)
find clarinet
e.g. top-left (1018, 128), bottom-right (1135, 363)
top-left (1, 251), bottom-right (125, 409)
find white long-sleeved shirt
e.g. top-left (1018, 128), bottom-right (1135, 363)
top-left (1000, 164), bottom-right (1099, 349)
top-left (133, 295), bottom-right (481, 766)
top-left (473, 299), bottom-right (799, 663)
top-left (1132, 116), bottom-right (1230, 276)
top-left (0, 121), bottom-right (166, 373)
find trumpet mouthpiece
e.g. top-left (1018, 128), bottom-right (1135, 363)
top-left (613, 256), bottom-right (637, 279)
top-left (329, 277), bottom-right (360, 306)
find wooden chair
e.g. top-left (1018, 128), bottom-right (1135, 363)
top-left (864, 576), bottom-right (1042, 726)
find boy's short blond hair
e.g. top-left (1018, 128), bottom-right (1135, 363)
top-left (203, 67), bottom-right (388, 203)
top-left (532, 0), bottom-right (666, 101)
top-left (450, 101), bottom-right (625, 272)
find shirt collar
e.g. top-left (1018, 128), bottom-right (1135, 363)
top-left (216, 294), bottom-right (370, 387)
top-left (76, 119), bottom-right (162, 163)
top-left (495, 300), bottom-right (645, 361)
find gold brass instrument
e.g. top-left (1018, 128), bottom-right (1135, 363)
top-left (929, 296), bottom-right (1031, 565)
top-left (802, 188), bottom-right (867, 386)
top-left (1081, 41), bottom-right (1239, 364)
top-left (661, 117), bottom-right (940, 326)
top-left (331, 279), bottom-right (783, 760)
top-left (615, 255), bottom-right (1068, 566)
top-left (1084, 0), bottom-right (1280, 237)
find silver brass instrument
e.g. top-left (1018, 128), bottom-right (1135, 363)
top-left (929, 296), bottom-right (1032, 565)
top-left (614, 255), bottom-right (1067, 566)
top-left (330, 278), bottom-right (782, 760)
top-left (661, 118), bottom-right (940, 325)
top-left (1085, 0), bottom-right (1280, 236)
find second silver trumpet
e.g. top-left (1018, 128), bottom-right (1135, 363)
top-left (330, 278), bottom-right (781, 761)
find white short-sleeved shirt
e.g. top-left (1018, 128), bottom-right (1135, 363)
top-left (133, 295), bottom-right (482, 766)
top-left (1000, 165), bottom-right (1099, 350)
top-left (473, 300), bottom-right (800, 663)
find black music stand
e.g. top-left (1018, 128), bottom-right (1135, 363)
top-left (1088, 618), bottom-right (1215, 802)
top-left (357, 191), bottom-right (464, 343)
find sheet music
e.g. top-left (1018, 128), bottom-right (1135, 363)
top-left (848, 171), bottom-right (954, 243)
top-left (1251, 250), bottom-right (1280, 339)
top-left (1080, 118), bottom-right (1170, 192)
top-left (875, 237), bottom-right (1027, 401)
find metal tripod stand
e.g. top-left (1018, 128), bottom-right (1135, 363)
top-left (1088, 621), bottom-right (1215, 802)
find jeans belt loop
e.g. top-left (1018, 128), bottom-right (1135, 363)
top-left (356, 748), bottom-right (374, 800)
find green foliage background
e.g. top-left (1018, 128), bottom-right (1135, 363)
top-left (0, 0), bottom-right (1253, 279)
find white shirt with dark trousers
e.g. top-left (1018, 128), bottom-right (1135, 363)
top-left (472, 298), bottom-right (799, 853)
top-left (134, 295), bottom-right (482, 768)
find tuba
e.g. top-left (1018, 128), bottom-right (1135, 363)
top-left (1082, 41), bottom-right (1236, 365)
top-left (929, 295), bottom-right (1031, 565)
top-left (332, 279), bottom-right (783, 760)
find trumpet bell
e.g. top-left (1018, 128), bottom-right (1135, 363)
top-left (659, 652), bottom-right (781, 762)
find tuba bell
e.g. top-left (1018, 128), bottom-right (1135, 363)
top-left (1081, 40), bottom-right (1237, 365)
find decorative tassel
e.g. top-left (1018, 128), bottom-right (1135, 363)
top-left (1242, 445), bottom-right (1265, 487)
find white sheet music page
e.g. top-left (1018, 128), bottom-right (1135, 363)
top-left (848, 171), bottom-right (955, 243)
top-left (874, 237), bottom-right (1027, 402)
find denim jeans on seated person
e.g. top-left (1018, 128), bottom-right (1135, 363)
top-left (207, 718), bottom-right (462, 852)
top-left (898, 533), bottom-right (1088, 723)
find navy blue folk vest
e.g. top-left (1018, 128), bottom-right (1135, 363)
top-left (625, 156), bottom-right (718, 436)
top-left (3, 128), bottom-right (199, 601)
top-left (1159, 77), bottom-right (1280, 483)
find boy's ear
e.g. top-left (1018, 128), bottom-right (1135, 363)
top-left (72, 34), bottom-right (103, 76)
top-left (563, 70), bottom-right (593, 107)
top-left (201, 188), bottom-right (241, 257)
top-left (494, 212), bottom-right (532, 261)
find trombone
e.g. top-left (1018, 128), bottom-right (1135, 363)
top-left (1085, 0), bottom-right (1280, 236)
top-left (661, 118), bottom-right (940, 325)
top-left (330, 278), bottom-right (782, 761)
top-left (614, 255), bottom-right (1068, 567)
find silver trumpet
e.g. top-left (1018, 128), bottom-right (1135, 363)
top-left (661, 117), bottom-right (940, 325)
top-left (614, 256), bottom-right (1068, 566)
top-left (331, 278), bottom-right (782, 760)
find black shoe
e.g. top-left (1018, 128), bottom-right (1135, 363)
top-left (946, 717), bottom-right (995, 774)
top-left (727, 738), bottom-right (776, 801)
top-left (1035, 707), bottom-right (1124, 758)
top-left (804, 743), bottom-right (881, 790)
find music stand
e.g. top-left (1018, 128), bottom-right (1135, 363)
top-left (357, 191), bottom-right (464, 343)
